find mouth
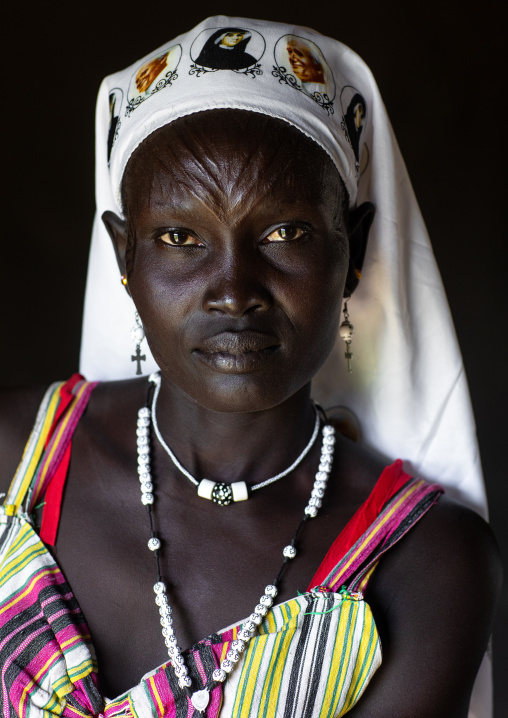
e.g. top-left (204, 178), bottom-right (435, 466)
top-left (194, 331), bottom-right (281, 373)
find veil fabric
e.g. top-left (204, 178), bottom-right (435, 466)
top-left (80, 17), bottom-right (490, 715)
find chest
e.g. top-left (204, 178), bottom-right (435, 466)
top-left (51, 427), bottom-right (367, 698)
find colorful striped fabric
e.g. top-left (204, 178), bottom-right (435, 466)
top-left (1, 379), bottom-right (444, 718)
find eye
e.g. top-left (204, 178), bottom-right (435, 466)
top-left (262, 226), bottom-right (306, 243)
top-left (159, 231), bottom-right (203, 247)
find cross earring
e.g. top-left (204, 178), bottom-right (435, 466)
top-left (131, 311), bottom-right (146, 375)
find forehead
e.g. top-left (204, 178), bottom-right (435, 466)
top-left (122, 110), bottom-right (346, 221)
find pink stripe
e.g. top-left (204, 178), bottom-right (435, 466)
top-left (326, 481), bottom-right (437, 588)
top-left (30, 382), bottom-right (98, 510)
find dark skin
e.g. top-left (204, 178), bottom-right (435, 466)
top-left (0, 110), bottom-right (502, 715)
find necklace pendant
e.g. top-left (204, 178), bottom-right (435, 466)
top-left (191, 689), bottom-right (210, 713)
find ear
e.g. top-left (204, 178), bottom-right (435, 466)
top-left (102, 210), bottom-right (130, 294)
top-left (344, 201), bottom-right (375, 298)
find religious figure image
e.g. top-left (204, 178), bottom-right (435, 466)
top-left (107, 88), bottom-right (122, 163)
top-left (135, 53), bottom-right (170, 93)
top-left (274, 35), bottom-right (335, 100)
top-left (192, 27), bottom-right (261, 70)
top-left (341, 86), bottom-right (367, 162)
top-left (126, 45), bottom-right (182, 111)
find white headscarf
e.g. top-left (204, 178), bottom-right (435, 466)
top-left (80, 17), bottom-right (491, 715)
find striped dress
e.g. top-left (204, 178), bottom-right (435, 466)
top-left (0, 377), bottom-right (443, 718)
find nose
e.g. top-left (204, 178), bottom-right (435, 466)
top-left (201, 252), bottom-right (272, 317)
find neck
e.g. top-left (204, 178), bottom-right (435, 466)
top-left (151, 376), bottom-right (317, 486)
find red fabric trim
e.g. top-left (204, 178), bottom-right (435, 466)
top-left (44, 373), bottom-right (84, 448)
top-left (39, 442), bottom-right (71, 546)
top-left (39, 373), bottom-right (86, 546)
top-left (307, 459), bottom-right (412, 590)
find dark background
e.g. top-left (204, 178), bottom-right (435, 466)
top-left (2, 1), bottom-right (506, 713)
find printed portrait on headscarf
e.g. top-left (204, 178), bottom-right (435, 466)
top-left (107, 88), bottom-right (123, 164)
top-left (340, 86), bottom-right (367, 164)
top-left (191, 27), bottom-right (265, 71)
top-left (126, 45), bottom-right (182, 114)
top-left (273, 35), bottom-right (335, 111)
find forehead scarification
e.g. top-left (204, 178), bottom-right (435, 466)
top-left (122, 110), bottom-right (346, 228)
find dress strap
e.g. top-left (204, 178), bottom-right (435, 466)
top-left (308, 460), bottom-right (411, 590)
top-left (2, 374), bottom-right (98, 545)
top-left (308, 465), bottom-right (444, 594)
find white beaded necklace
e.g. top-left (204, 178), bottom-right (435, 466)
top-left (150, 372), bottom-right (321, 505)
top-left (136, 374), bottom-right (335, 713)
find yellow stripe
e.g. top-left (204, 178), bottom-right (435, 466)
top-left (2, 565), bottom-right (61, 612)
top-left (149, 675), bottom-right (164, 716)
top-left (346, 610), bottom-right (380, 709)
top-left (258, 601), bottom-right (298, 718)
top-left (319, 601), bottom-right (358, 718)
top-left (329, 481), bottom-right (421, 589)
top-left (32, 382), bottom-right (88, 507)
top-left (10, 385), bottom-right (64, 512)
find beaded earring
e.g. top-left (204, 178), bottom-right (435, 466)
top-left (339, 299), bottom-right (354, 373)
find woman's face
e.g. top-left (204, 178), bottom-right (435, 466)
top-left (121, 112), bottom-right (350, 413)
top-left (221, 31), bottom-right (245, 47)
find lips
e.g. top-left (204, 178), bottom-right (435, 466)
top-left (194, 331), bottom-right (281, 373)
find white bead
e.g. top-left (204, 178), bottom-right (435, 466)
top-left (173, 654), bottom-right (185, 666)
top-left (141, 481), bottom-right (153, 493)
top-left (174, 664), bottom-right (187, 678)
top-left (231, 481), bottom-right (249, 502)
top-left (155, 594), bottom-right (165, 606)
top-left (179, 676), bottom-right (192, 689)
top-left (314, 480), bottom-right (327, 490)
top-left (148, 537), bottom-right (160, 551)
top-left (323, 425), bottom-right (335, 435)
top-left (254, 603), bottom-right (268, 616)
top-left (324, 435), bottom-right (335, 446)
top-left (221, 659), bottom-right (234, 673)
top-left (159, 604), bottom-right (171, 617)
top-left (238, 629), bottom-right (251, 641)
top-left (136, 427), bottom-right (149, 437)
top-left (154, 582), bottom-right (166, 594)
top-left (168, 644), bottom-right (181, 656)
top-left (305, 505), bottom-right (319, 517)
top-left (160, 615), bottom-right (172, 627)
top-left (264, 585), bottom-right (278, 597)
top-left (138, 417), bottom-right (150, 427)
top-left (260, 595), bottom-right (273, 607)
top-left (283, 545), bottom-right (297, 559)
top-left (137, 434), bottom-right (149, 445)
top-left (250, 612), bottom-right (263, 625)
top-left (165, 637), bottom-right (175, 648)
top-left (244, 620), bottom-right (257, 632)
top-left (213, 668), bottom-right (227, 682)
top-left (131, 326), bottom-right (145, 343)
top-left (339, 322), bottom-right (354, 341)
top-left (231, 639), bottom-right (246, 652)
top-left (309, 497), bottom-right (322, 508)
top-left (311, 488), bottom-right (324, 498)
top-left (162, 627), bottom-right (174, 638)
top-left (318, 463), bottom-right (331, 473)
top-left (141, 493), bottom-right (154, 505)
top-left (138, 407), bottom-right (150, 418)
top-left (322, 445), bottom-right (334, 455)
top-left (226, 649), bottom-right (240, 662)
top-left (138, 471), bottom-right (151, 481)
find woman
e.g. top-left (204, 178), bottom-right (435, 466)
top-left (0, 16), bottom-right (501, 718)
top-left (194, 28), bottom-right (257, 70)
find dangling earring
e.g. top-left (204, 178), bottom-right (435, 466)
top-left (130, 311), bottom-right (146, 376)
top-left (120, 274), bottom-right (128, 286)
top-left (339, 299), bottom-right (354, 373)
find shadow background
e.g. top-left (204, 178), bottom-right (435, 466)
top-left (1, 1), bottom-right (506, 713)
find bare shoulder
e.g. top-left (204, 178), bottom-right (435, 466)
top-left (347, 492), bottom-right (503, 717)
top-left (0, 384), bottom-right (50, 495)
